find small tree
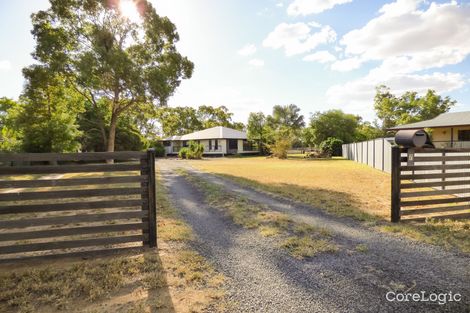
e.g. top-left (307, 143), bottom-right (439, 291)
top-left (269, 138), bottom-right (291, 159)
top-left (268, 127), bottom-right (293, 159)
top-left (319, 137), bottom-right (343, 157)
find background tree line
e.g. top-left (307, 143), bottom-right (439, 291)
top-left (247, 86), bottom-right (455, 158)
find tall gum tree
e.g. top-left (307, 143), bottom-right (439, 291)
top-left (26, 0), bottom-right (194, 152)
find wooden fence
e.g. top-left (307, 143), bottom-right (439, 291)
top-left (0, 150), bottom-right (156, 260)
top-left (391, 146), bottom-right (470, 222)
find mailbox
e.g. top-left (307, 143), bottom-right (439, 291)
top-left (395, 129), bottom-right (429, 148)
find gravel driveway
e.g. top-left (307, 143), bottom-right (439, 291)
top-left (157, 159), bottom-right (470, 313)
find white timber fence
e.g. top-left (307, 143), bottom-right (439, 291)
top-left (342, 138), bottom-right (395, 173)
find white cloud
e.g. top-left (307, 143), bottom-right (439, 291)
top-left (276, 2), bottom-right (284, 7)
top-left (326, 71), bottom-right (465, 119)
top-left (307, 21), bottom-right (322, 28)
top-left (0, 60), bottom-right (11, 71)
top-left (326, 1), bottom-right (470, 119)
top-left (340, 1), bottom-right (470, 67)
top-left (238, 44), bottom-right (257, 56)
top-left (248, 58), bottom-right (265, 67)
top-left (378, 0), bottom-right (424, 17)
top-left (330, 56), bottom-right (363, 71)
top-left (287, 0), bottom-right (352, 16)
top-left (263, 23), bottom-right (336, 56)
top-left (303, 50), bottom-right (336, 63)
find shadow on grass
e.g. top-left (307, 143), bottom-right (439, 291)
top-left (215, 173), bottom-right (376, 222)
top-left (214, 173), bottom-right (470, 254)
top-left (0, 247), bottom-right (176, 313)
top-left (145, 249), bottom-right (176, 313)
top-left (287, 155), bottom-right (346, 161)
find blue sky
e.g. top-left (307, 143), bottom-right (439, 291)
top-left (1, 0), bottom-right (469, 124)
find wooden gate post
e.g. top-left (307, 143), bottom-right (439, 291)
top-left (391, 146), bottom-right (401, 222)
top-left (147, 148), bottom-right (157, 247)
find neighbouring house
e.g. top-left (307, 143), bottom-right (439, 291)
top-left (161, 126), bottom-right (258, 156)
top-left (389, 111), bottom-right (470, 148)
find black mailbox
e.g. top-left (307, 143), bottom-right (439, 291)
top-left (395, 129), bottom-right (429, 148)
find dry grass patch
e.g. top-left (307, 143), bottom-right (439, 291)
top-left (0, 253), bottom-right (163, 313)
top-left (191, 157), bottom-right (387, 221)
top-left (281, 236), bottom-right (338, 259)
top-left (355, 244), bottom-right (369, 253)
top-left (190, 157), bottom-right (470, 254)
top-left (179, 169), bottom-right (338, 259)
top-left (0, 171), bottom-right (225, 313)
top-left (381, 219), bottom-right (470, 253)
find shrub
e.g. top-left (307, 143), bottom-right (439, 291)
top-left (319, 137), bottom-right (343, 157)
top-left (178, 141), bottom-right (204, 159)
top-left (186, 141), bottom-right (204, 159)
top-left (153, 142), bottom-right (165, 157)
top-left (269, 138), bottom-right (291, 159)
top-left (178, 147), bottom-right (189, 159)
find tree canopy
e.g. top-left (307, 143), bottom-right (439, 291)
top-left (374, 85), bottom-right (455, 129)
top-left (306, 110), bottom-right (362, 146)
top-left (155, 105), bottom-right (244, 137)
top-left (267, 104), bottom-right (305, 134)
top-left (27, 0), bottom-right (193, 151)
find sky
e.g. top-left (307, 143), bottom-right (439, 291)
top-left (1, 0), bottom-right (470, 124)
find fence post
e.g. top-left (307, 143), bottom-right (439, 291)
top-left (147, 148), bottom-right (157, 248)
top-left (441, 151), bottom-right (446, 190)
top-left (391, 146), bottom-right (401, 222)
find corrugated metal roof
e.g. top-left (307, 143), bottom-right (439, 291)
top-left (389, 111), bottom-right (470, 130)
top-left (181, 126), bottom-right (247, 140)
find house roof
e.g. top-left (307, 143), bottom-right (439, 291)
top-left (389, 111), bottom-right (470, 130)
top-left (162, 135), bottom-right (182, 141)
top-left (163, 126), bottom-right (247, 141)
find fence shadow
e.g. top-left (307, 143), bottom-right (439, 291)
top-left (0, 247), bottom-right (176, 313)
top-left (216, 173), bottom-right (382, 221)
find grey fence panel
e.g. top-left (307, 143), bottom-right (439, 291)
top-left (383, 139), bottom-right (392, 173)
top-left (342, 138), bottom-right (394, 173)
top-left (375, 139), bottom-right (384, 171)
top-left (367, 140), bottom-right (374, 167)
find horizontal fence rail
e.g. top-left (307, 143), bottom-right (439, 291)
top-left (0, 150), bottom-right (156, 260)
top-left (391, 146), bottom-right (470, 222)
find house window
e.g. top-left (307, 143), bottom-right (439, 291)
top-left (458, 130), bottom-right (470, 141)
top-left (228, 139), bottom-right (238, 150)
top-left (162, 141), bottom-right (171, 147)
top-left (183, 141), bottom-right (188, 147)
top-left (215, 139), bottom-right (218, 150)
top-left (209, 140), bottom-right (212, 150)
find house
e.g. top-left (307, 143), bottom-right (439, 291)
top-left (161, 126), bottom-right (258, 156)
top-left (389, 111), bottom-right (470, 148)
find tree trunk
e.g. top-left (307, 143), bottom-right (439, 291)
top-left (107, 113), bottom-right (118, 152)
top-left (106, 112), bottom-right (118, 163)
